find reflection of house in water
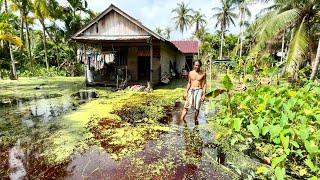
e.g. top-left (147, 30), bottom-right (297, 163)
top-left (71, 4), bottom-right (198, 87)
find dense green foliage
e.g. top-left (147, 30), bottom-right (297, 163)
top-left (210, 83), bottom-right (320, 179)
top-left (0, 0), bottom-right (97, 78)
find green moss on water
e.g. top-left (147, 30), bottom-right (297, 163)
top-left (38, 80), bottom-right (185, 164)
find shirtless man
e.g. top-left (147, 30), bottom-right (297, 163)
top-left (180, 59), bottom-right (206, 125)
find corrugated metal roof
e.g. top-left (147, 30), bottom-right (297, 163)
top-left (171, 41), bottom-right (199, 54)
top-left (73, 35), bottom-right (151, 41)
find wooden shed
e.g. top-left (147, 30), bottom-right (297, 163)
top-left (71, 4), bottom-right (198, 87)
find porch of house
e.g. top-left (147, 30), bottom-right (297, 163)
top-left (75, 38), bottom-right (161, 88)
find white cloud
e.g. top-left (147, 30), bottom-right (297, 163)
top-left (57, 0), bottom-right (272, 40)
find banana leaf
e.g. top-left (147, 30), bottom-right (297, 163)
top-left (205, 89), bottom-right (226, 99)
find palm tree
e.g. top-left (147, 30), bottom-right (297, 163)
top-left (192, 26), bottom-right (209, 42)
top-left (11, 0), bottom-right (34, 70)
top-left (171, 2), bottom-right (193, 39)
top-left (234, 0), bottom-right (252, 57)
top-left (83, 9), bottom-right (98, 24)
top-left (212, 0), bottom-right (237, 59)
top-left (33, 0), bottom-right (51, 73)
top-left (164, 27), bottom-right (171, 39)
top-left (250, 0), bottom-right (320, 79)
top-left (0, 22), bottom-right (22, 79)
top-left (66, 0), bottom-right (88, 20)
top-left (191, 9), bottom-right (207, 33)
top-left (310, 39), bottom-right (320, 80)
top-left (3, 0), bottom-right (19, 79)
top-left (0, 23), bottom-right (22, 46)
top-left (155, 27), bottom-right (162, 36)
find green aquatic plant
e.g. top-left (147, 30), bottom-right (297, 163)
top-left (210, 82), bottom-right (320, 179)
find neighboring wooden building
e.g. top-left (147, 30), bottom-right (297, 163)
top-left (71, 4), bottom-right (198, 87)
top-left (172, 41), bottom-right (199, 72)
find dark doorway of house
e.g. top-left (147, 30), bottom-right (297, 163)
top-left (185, 56), bottom-right (193, 71)
top-left (138, 56), bottom-right (150, 80)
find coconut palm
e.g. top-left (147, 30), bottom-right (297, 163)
top-left (0, 23), bottom-right (22, 46)
top-left (11, 0), bottom-right (34, 70)
top-left (310, 39), bottom-right (320, 80)
top-left (191, 9), bottom-right (207, 33)
top-left (33, 0), bottom-right (51, 73)
top-left (250, 0), bottom-right (320, 79)
top-left (234, 0), bottom-right (252, 57)
top-left (155, 27), bottom-right (162, 36)
top-left (192, 26), bottom-right (209, 42)
top-left (66, 0), bottom-right (88, 19)
top-left (2, 0), bottom-right (20, 79)
top-left (171, 2), bottom-right (193, 39)
top-left (164, 27), bottom-right (172, 40)
top-left (0, 21), bottom-right (22, 79)
top-left (212, 0), bottom-right (237, 59)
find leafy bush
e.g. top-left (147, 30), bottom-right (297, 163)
top-left (211, 83), bottom-right (320, 179)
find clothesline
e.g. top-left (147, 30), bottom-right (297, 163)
top-left (77, 49), bottom-right (116, 71)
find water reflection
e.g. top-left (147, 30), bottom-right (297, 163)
top-left (9, 141), bottom-right (26, 180)
top-left (18, 96), bottom-right (73, 127)
top-left (74, 91), bottom-right (98, 100)
top-left (0, 92), bottom-right (98, 179)
top-left (0, 142), bottom-right (71, 180)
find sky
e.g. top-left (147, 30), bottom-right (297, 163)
top-left (57, 0), bottom-right (272, 40)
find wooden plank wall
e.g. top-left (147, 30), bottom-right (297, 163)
top-left (83, 11), bottom-right (149, 36)
top-left (128, 47), bottom-right (138, 81)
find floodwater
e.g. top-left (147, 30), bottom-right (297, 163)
top-left (0, 92), bottom-right (238, 180)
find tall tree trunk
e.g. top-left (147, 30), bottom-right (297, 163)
top-left (53, 22), bottom-right (60, 67)
top-left (4, 0), bottom-right (7, 11)
top-left (19, 8), bottom-right (25, 58)
top-left (310, 39), bottom-right (320, 81)
top-left (235, 35), bottom-right (240, 55)
top-left (4, 0), bottom-right (17, 80)
top-left (280, 29), bottom-right (285, 62)
top-left (41, 21), bottom-right (49, 73)
top-left (0, 64), bottom-right (2, 79)
top-left (219, 31), bottom-right (223, 59)
top-left (240, 31), bottom-right (243, 57)
top-left (25, 14), bottom-right (33, 72)
top-left (9, 44), bottom-right (17, 79)
top-left (239, 11), bottom-right (244, 57)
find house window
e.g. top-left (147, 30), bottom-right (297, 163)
top-left (96, 25), bottom-right (98, 33)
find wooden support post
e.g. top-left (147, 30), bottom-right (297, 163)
top-left (150, 38), bottom-right (153, 84)
top-left (117, 75), bottom-right (119, 89)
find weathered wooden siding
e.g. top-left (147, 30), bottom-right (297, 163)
top-left (83, 11), bottom-right (149, 36)
top-left (160, 42), bottom-right (177, 78)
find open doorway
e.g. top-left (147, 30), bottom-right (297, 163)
top-left (138, 56), bottom-right (150, 80)
top-left (185, 55), bottom-right (193, 71)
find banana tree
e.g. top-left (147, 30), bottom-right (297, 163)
top-left (205, 72), bottom-right (234, 114)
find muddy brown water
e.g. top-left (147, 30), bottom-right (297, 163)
top-left (0, 94), bottom-right (237, 180)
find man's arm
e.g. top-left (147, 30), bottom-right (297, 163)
top-left (202, 72), bottom-right (207, 100)
top-left (184, 72), bottom-right (191, 99)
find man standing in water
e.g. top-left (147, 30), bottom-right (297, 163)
top-left (180, 59), bottom-right (206, 125)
